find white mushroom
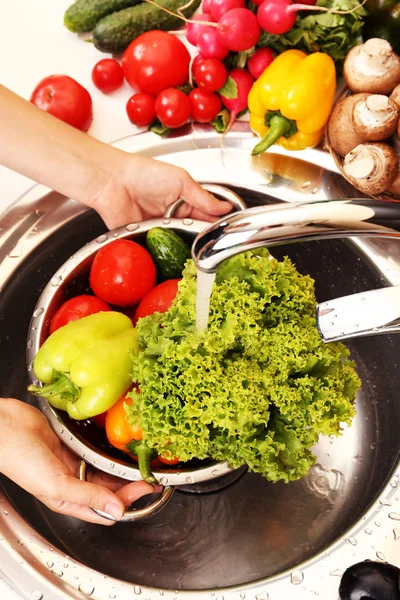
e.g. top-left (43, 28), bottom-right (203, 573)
top-left (344, 38), bottom-right (400, 95)
top-left (353, 94), bottom-right (399, 141)
top-left (327, 93), bottom-right (370, 157)
top-left (343, 143), bottom-right (398, 194)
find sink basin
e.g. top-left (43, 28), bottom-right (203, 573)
top-left (0, 128), bottom-right (400, 600)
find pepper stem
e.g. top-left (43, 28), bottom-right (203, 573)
top-left (27, 370), bottom-right (80, 403)
top-left (252, 115), bottom-right (292, 155)
top-left (126, 441), bottom-right (158, 485)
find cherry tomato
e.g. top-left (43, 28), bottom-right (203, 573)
top-left (49, 295), bottom-right (111, 334)
top-left (92, 59), bottom-right (124, 94)
top-left (193, 58), bottom-right (227, 92)
top-left (106, 394), bottom-right (143, 453)
top-left (158, 451), bottom-right (180, 465)
top-left (122, 31), bottom-right (191, 96)
top-left (91, 411), bottom-right (107, 429)
top-left (189, 88), bottom-right (222, 123)
top-left (155, 88), bottom-right (191, 129)
top-left (90, 239), bottom-right (156, 306)
top-left (126, 93), bottom-right (156, 127)
top-left (30, 75), bottom-right (93, 132)
top-left (134, 279), bottom-right (180, 323)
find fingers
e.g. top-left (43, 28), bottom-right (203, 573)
top-left (115, 480), bottom-right (161, 507)
top-left (49, 474), bottom-right (126, 522)
top-left (41, 498), bottom-right (118, 526)
top-left (180, 175), bottom-right (232, 217)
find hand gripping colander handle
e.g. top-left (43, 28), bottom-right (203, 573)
top-left (79, 461), bottom-right (175, 522)
top-left (163, 183), bottom-right (247, 218)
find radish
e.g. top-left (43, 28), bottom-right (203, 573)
top-left (186, 13), bottom-right (215, 46)
top-left (220, 68), bottom-right (254, 138)
top-left (258, 0), bottom-right (342, 35)
top-left (247, 47), bottom-right (275, 79)
top-left (257, 0), bottom-right (296, 34)
top-left (209, 0), bottom-right (245, 22)
top-left (217, 8), bottom-right (261, 52)
top-left (197, 27), bottom-right (229, 60)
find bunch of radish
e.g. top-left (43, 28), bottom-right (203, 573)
top-left (185, 0), bottom-right (277, 134)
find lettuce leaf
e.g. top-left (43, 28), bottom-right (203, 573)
top-left (128, 249), bottom-right (360, 483)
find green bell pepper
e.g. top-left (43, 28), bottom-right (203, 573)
top-left (28, 312), bottom-right (137, 420)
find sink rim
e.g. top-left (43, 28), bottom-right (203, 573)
top-left (1, 127), bottom-right (400, 600)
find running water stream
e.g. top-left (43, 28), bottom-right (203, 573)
top-left (195, 270), bottom-right (216, 332)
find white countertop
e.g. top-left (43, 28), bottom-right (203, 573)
top-left (0, 0), bottom-right (145, 216)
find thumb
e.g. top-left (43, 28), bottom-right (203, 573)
top-left (53, 475), bottom-right (126, 521)
top-left (181, 176), bottom-right (232, 217)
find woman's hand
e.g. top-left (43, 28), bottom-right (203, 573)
top-left (88, 154), bottom-right (231, 230)
top-left (0, 85), bottom-right (232, 231)
top-left (0, 398), bottom-right (159, 525)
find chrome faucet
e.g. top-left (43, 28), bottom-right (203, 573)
top-left (191, 198), bottom-right (400, 343)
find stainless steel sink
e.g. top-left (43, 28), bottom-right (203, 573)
top-left (0, 127), bottom-right (400, 600)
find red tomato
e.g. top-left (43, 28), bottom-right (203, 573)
top-left (155, 88), bottom-right (191, 129)
top-left (193, 58), bottom-right (227, 92)
top-left (49, 295), bottom-right (111, 334)
top-left (90, 239), bottom-right (156, 306)
top-left (134, 279), bottom-right (180, 323)
top-left (158, 452), bottom-right (180, 465)
top-left (91, 411), bottom-right (108, 429)
top-left (126, 93), bottom-right (156, 127)
top-left (92, 59), bottom-right (124, 94)
top-left (189, 88), bottom-right (221, 123)
top-left (30, 75), bottom-right (93, 132)
top-left (122, 31), bottom-right (191, 97)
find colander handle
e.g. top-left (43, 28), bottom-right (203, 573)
top-left (163, 183), bottom-right (247, 218)
top-left (79, 460), bottom-right (175, 522)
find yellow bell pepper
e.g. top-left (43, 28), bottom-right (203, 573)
top-left (248, 50), bottom-right (336, 155)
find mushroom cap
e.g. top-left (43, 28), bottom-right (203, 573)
top-left (353, 94), bottom-right (399, 141)
top-left (343, 142), bottom-right (398, 195)
top-left (389, 170), bottom-right (400, 196)
top-left (390, 84), bottom-right (400, 109)
top-left (344, 39), bottom-right (400, 95)
top-left (327, 93), bottom-right (370, 157)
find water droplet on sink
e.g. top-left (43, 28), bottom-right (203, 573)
top-left (109, 594), bottom-right (117, 599)
top-left (110, 463), bottom-right (115, 469)
top-left (27, 339), bottom-right (33, 349)
top-left (159, 591), bottom-right (165, 596)
top-left (374, 521), bottom-right (381, 527)
top-left (390, 479), bottom-right (398, 488)
top-left (126, 224), bottom-right (139, 232)
top-left (376, 551), bottom-right (386, 561)
top-left (370, 442), bottom-right (376, 450)
top-left (159, 477), bottom-right (168, 485)
top-left (46, 560), bottom-right (54, 568)
top-left (301, 181), bottom-right (311, 189)
top-left (134, 586), bottom-right (142, 595)
top-left (360, 296), bottom-right (365, 301)
top-left (389, 513), bottom-right (400, 521)
top-left (96, 234), bottom-right (108, 243)
top-left (352, 455), bottom-right (362, 463)
top-left (347, 537), bottom-right (357, 546)
top-left (17, 539), bottom-right (24, 546)
top-left (31, 592), bottom-right (43, 600)
top-left (50, 275), bottom-right (63, 287)
top-left (3, 511), bottom-right (8, 516)
top-left (183, 218), bottom-right (193, 225)
top-left (364, 528), bottom-right (372, 535)
top-left (393, 528), bottom-right (400, 541)
top-left (239, 594), bottom-right (245, 599)
top-left (255, 592), bottom-right (269, 600)
top-left (8, 244), bottom-right (23, 258)
top-left (211, 469), bottom-right (220, 476)
top-left (33, 308), bottom-right (44, 318)
top-left (330, 569), bottom-right (344, 577)
top-left (63, 562), bottom-right (69, 568)
top-left (78, 583), bottom-right (94, 596)
top-left (51, 569), bottom-right (63, 577)
top-left (379, 498), bottom-right (392, 506)
top-left (354, 323), bottom-right (359, 328)
top-left (186, 476), bottom-right (195, 484)
top-left (290, 570), bottom-right (304, 585)
top-left (113, 232), bottom-right (119, 238)
top-left (216, 596), bottom-right (224, 600)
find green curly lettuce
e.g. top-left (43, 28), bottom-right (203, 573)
top-left (128, 249), bottom-right (360, 483)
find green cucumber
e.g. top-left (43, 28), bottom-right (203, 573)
top-left (146, 227), bottom-right (191, 279)
top-left (64, 0), bottom-right (140, 33)
top-left (92, 0), bottom-right (201, 54)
